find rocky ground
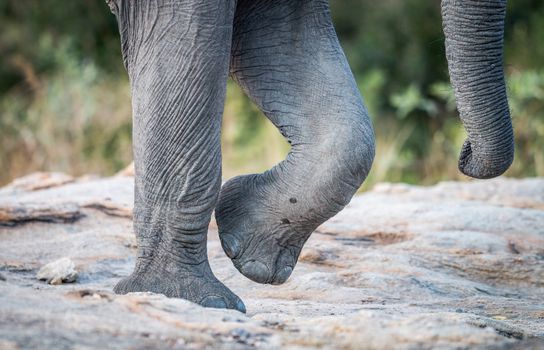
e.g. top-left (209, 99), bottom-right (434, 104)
top-left (0, 172), bottom-right (543, 349)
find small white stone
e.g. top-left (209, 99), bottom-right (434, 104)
top-left (37, 257), bottom-right (78, 285)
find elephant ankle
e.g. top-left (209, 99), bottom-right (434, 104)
top-left (133, 244), bottom-right (209, 276)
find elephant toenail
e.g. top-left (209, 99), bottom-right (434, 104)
top-left (222, 237), bottom-right (240, 259)
top-left (201, 296), bottom-right (228, 309)
top-left (236, 299), bottom-right (247, 314)
top-left (240, 260), bottom-right (270, 284)
top-left (272, 266), bottom-right (293, 285)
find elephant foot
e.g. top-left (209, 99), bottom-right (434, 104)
top-left (114, 258), bottom-right (246, 313)
top-left (215, 173), bottom-right (320, 285)
top-left (220, 0), bottom-right (374, 284)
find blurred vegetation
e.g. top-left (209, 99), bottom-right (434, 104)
top-left (0, 1), bottom-right (543, 188)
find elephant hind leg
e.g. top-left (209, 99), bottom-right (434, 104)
top-left (215, 0), bottom-right (375, 285)
top-left (110, 0), bottom-right (245, 312)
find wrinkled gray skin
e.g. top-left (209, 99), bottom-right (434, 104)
top-left (107, 0), bottom-right (514, 313)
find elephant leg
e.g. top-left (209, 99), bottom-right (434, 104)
top-left (215, 0), bottom-right (375, 284)
top-left (108, 0), bottom-right (245, 312)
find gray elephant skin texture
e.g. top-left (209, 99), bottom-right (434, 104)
top-left (105, 0), bottom-right (515, 313)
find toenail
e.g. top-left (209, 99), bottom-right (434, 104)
top-left (222, 237), bottom-right (240, 259)
top-left (201, 296), bottom-right (228, 309)
top-left (240, 260), bottom-right (270, 284)
top-left (236, 299), bottom-right (247, 314)
top-left (272, 266), bottom-right (293, 285)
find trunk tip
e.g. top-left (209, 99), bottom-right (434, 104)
top-left (458, 139), bottom-right (514, 179)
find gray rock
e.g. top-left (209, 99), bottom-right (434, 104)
top-left (0, 172), bottom-right (543, 349)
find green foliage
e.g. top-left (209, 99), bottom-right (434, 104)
top-left (0, 36), bottom-right (132, 180)
top-left (0, 0), bottom-right (543, 186)
top-left (390, 84), bottom-right (438, 119)
top-left (507, 70), bottom-right (544, 176)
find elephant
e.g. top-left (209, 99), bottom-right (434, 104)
top-left (106, 0), bottom-right (514, 313)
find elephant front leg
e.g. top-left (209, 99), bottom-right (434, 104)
top-left (109, 0), bottom-right (244, 312)
top-left (215, 0), bottom-right (375, 284)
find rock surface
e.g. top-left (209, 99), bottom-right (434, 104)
top-left (0, 173), bottom-right (543, 349)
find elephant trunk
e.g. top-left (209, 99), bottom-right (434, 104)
top-left (442, 0), bottom-right (514, 179)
